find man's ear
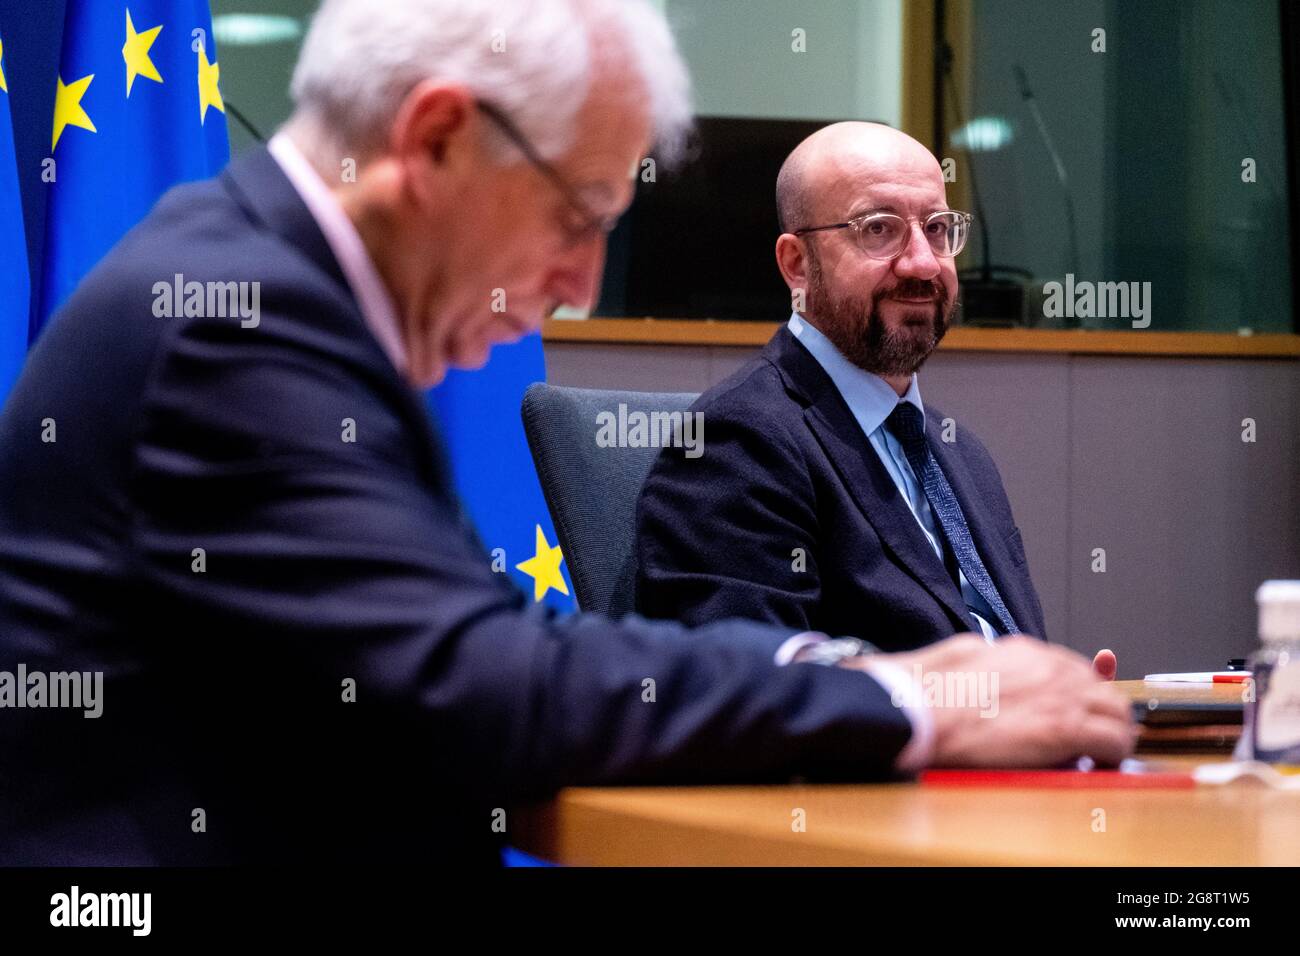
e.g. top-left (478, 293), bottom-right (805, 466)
top-left (387, 80), bottom-right (477, 203)
top-left (775, 233), bottom-right (810, 305)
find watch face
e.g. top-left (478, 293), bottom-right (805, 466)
top-left (801, 638), bottom-right (868, 666)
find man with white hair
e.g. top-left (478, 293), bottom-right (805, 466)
top-left (0, 0), bottom-right (1133, 865)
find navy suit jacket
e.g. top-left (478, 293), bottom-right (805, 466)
top-left (0, 149), bottom-right (913, 865)
top-left (635, 327), bottom-right (1046, 651)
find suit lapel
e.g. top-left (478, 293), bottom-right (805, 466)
top-left (222, 146), bottom-right (351, 295)
top-left (221, 147), bottom-right (458, 501)
top-left (767, 329), bottom-right (972, 628)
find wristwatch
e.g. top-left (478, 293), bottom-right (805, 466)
top-left (791, 636), bottom-right (875, 667)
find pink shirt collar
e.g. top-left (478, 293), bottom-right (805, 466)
top-left (267, 132), bottom-right (408, 376)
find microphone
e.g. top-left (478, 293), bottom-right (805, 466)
top-left (1014, 63), bottom-right (1082, 324)
top-left (939, 38), bottom-right (1031, 326)
top-left (943, 55), bottom-right (993, 285)
top-left (224, 100), bottom-right (266, 144)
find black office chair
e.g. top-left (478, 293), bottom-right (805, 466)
top-left (521, 383), bottom-right (698, 615)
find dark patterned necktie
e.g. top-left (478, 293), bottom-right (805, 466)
top-left (885, 402), bottom-right (1019, 635)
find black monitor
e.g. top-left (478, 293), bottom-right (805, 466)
top-left (597, 116), bottom-right (855, 322)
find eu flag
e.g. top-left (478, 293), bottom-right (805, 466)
top-left (0, 27), bottom-right (27, 401)
top-left (428, 334), bottom-right (575, 612)
top-left (37, 0), bottom-right (228, 335)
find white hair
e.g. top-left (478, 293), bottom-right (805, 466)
top-left (289, 0), bottom-right (693, 166)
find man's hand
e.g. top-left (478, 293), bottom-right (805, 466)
top-left (849, 634), bottom-right (1136, 768)
top-left (1092, 648), bottom-right (1117, 681)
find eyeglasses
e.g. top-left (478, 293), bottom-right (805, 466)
top-left (793, 209), bottom-right (973, 260)
top-left (475, 100), bottom-right (619, 247)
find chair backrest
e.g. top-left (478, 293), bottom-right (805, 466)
top-left (521, 383), bottom-right (698, 615)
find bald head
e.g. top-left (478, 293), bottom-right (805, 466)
top-left (775, 122), bottom-right (944, 233)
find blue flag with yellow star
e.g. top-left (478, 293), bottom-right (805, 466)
top-left (427, 334), bottom-right (575, 612)
top-left (36, 0), bottom-right (228, 335)
top-left (0, 26), bottom-right (28, 400)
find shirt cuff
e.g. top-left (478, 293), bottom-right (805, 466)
top-left (861, 658), bottom-right (935, 773)
top-left (773, 630), bottom-right (827, 666)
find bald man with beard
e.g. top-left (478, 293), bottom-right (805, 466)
top-left (636, 123), bottom-right (1116, 675)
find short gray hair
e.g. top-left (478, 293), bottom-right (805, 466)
top-left (290, 0), bottom-right (693, 165)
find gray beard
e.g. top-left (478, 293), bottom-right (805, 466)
top-left (804, 253), bottom-right (954, 377)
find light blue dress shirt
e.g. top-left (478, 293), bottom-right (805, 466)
top-left (787, 313), bottom-right (1000, 641)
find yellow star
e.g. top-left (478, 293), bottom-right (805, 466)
top-left (122, 9), bottom-right (163, 97)
top-left (52, 73), bottom-right (96, 152)
top-left (514, 525), bottom-right (570, 602)
top-left (1, 37), bottom-right (9, 94)
top-left (196, 43), bottom-right (223, 124)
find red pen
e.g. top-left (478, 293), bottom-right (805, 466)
top-left (920, 769), bottom-right (1196, 789)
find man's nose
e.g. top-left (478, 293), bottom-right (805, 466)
top-left (892, 222), bottom-right (941, 281)
top-left (545, 236), bottom-right (607, 314)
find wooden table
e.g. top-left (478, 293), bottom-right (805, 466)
top-left (516, 681), bottom-right (1298, 865)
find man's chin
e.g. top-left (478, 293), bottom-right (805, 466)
top-left (438, 316), bottom-right (538, 379)
top-left (448, 340), bottom-right (493, 373)
top-left (856, 322), bottom-right (945, 377)
top-left (410, 359), bottom-right (448, 390)
top-left (879, 299), bottom-right (939, 324)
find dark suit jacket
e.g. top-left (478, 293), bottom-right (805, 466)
top-left (635, 326), bottom-right (1046, 651)
top-left (0, 149), bottom-right (912, 865)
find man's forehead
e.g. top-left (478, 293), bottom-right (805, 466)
top-left (840, 181), bottom-right (950, 218)
top-left (816, 147), bottom-right (945, 215)
top-left (559, 102), bottom-right (650, 211)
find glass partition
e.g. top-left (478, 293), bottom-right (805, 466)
top-left (210, 0), bottom-right (1298, 335)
